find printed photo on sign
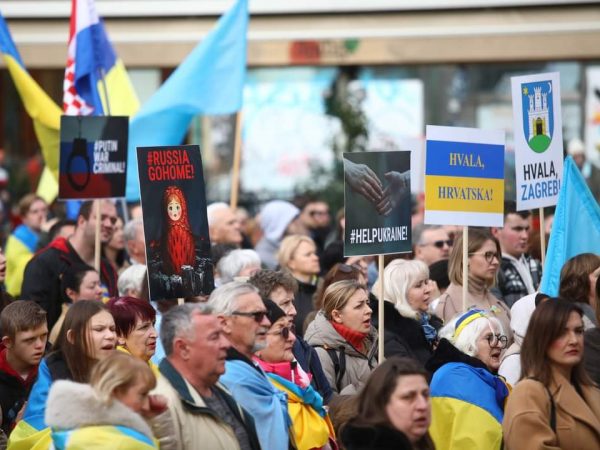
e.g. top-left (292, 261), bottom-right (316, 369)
top-left (424, 125), bottom-right (505, 227)
top-left (511, 72), bottom-right (563, 211)
top-left (59, 116), bottom-right (128, 199)
top-left (344, 151), bottom-right (411, 256)
top-left (137, 145), bottom-right (214, 301)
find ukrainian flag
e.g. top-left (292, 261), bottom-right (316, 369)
top-left (0, 13), bottom-right (62, 182)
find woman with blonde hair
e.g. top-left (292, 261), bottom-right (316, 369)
top-left (305, 280), bottom-right (377, 395)
top-left (371, 259), bottom-right (441, 365)
top-left (278, 234), bottom-right (321, 335)
top-left (45, 351), bottom-right (175, 449)
top-left (435, 228), bottom-right (511, 340)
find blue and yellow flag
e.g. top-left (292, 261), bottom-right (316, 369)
top-left (126, 0), bottom-right (249, 201)
top-left (0, 13), bottom-right (62, 182)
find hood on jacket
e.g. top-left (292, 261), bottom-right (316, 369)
top-left (45, 379), bottom-right (153, 439)
top-left (259, 200), bottom-right (299, 242)
top-left (304, 311), bottom-right (378, 359)
top-left (425, 338), bottom-right (488, 374)
top-left (509, 293), bottom-right (536, 344)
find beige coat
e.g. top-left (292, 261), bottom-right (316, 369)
top-left (503, 373), bottom-right (600, 450)
top-left (154, 374), bottom-right (241, 450)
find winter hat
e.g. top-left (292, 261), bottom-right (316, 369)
top-left (263, 298), bottom-right (286, 325)
top-left (259, 200), bottom-right (300, 242)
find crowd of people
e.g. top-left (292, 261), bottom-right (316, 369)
top-left (0, 193), bottom-right (599, 450)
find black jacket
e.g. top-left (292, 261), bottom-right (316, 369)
top-left (341, 422), bottom-right (415, 450)
top-left (371, 300), bottom-right (442, 367)
top-left (0, 358), bottom-right (34, 434)
top-left (294, 278), bottom-right (317, 337)
top-left (21, 237), bottom-right (118, 328)
top-left (425, 338), bottom-right (489, 375)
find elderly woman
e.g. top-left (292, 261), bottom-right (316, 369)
top-left (45, 352), bottom-right (174, 449)
top-left (425, 309), bottom-right (510, 449)
top-left (371, 259), bottom-right (442, 366)
top-left (217, 249), bottom-right (262, 284)
top-left (504, 299), bottom-right (600, 450)
top-left (435, 228), bottom-right (511, 341)
top-left (305, 280), bottom-right (377, 395)
top-left (106, 296), bottom-right (158, 372)
top-left (254, 299), bottom-right (335, 450)
top-left (278, 235), bottom-right (321, 335)
top-left (341, 356), bottom-right (435, 450)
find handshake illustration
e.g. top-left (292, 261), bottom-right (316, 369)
top-left (344, 158), bottom-right (410, 216)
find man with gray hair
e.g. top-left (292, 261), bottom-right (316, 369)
top-left (207, 202), bottom-right (243, 247)
top-left (208, 281), bottom-right (290, 450)
top-left (412, 223), bottom-right (453, 266)
top-left (153, 303), bottom-right (260, 450)
top-left (123, 217), bottom-right (146, 265)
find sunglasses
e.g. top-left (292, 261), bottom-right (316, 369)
top-left (231, 310), bottom-right (267, 322)
top-left (269, 326), bottom-right (293, 339)
top-left (422, 239), bottom-right (453, 249)
top-left (470, 251), bottom-right (501, 264)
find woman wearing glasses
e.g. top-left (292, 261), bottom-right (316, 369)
top-left (370, 259), bottom-right (442, 366)
top-left (305, 280), bottom-right (378, 395)
top-left (425, 309), bottom-right (510, 450)
top-left (254, 300), bottom-right (336, 450)
top-left (434, 228), bottom-right (511, 342)
top-left (503, 299), bottom-right (600, 450)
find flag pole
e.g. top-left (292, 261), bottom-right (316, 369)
top-left (462, 226), bottom-right (469, 312)
top-left (230, 110), bottom-right (243, 210)
top-left (378, 254), bottom-right (385, 364)
top-left (539, 207), bottom-right (546, 268)
top-left (94, 200), bottom-right (101, 272)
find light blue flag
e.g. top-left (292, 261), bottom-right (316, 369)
top-left (540, 156), bottom-right (600, 296)
top-left (125, 0), bottom-right (248, 201)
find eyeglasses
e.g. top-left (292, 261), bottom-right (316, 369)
top-left (268, 326), bottom-right (293, 339)
top-left (337, 263), bottom-right (361, 274)
top-left (421, 239), bottom-right (453, 249)
top-left (470, 251), bottom-right (501, 264)
top-left (230, 310), bottom-right (267, 322)
top-left (484, 333), bottom-right (508, 349)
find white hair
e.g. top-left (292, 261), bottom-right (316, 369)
top-left (207, 281), bottom-right (259, 316)
top-left (117, 264), bottom-right (147, 297)
top-left (217, 249), bottom-right (261, 284)
top-left (371, 259), bottom-right (429, 320)
top-left (439, 311), bottom-right (505, 358)
top-left (206, 202), bottom-right (230, 227)
top-left (123, 218), bottom-right (143, 242)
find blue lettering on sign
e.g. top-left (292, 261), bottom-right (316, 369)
top-left (520, 179), bottom-right (561, 201)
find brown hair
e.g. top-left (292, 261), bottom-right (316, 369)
top-left (520, 298), bottom-right (592, 387)
top-left (314, 263), bottom-right (362, 310)
top-left (322, 280), bottom-right (366, 320)
top-left (248, 270), bottom-right (298, 299)
top-left (448, 228), bottom-right (501, 287)
top-left (342, 356), bottom-right (435, 450)
top-left (90, 352), bottom-right (155, 404)
top-left (559, 253), bottom-right (600, 305)
top-left (53, 300), bottom-right (112, 382)
top-left (18, 194), bottom-right (45, 218)
top-left (0, 301), bottom-right (47, 340)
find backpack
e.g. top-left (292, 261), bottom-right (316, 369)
top-left (313, 345), bottom-right (346, 392)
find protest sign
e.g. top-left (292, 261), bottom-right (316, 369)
top-left (424, 125), bottom-right (505, 227)
top-left (137, 145), bottom-right (213, 301)
top-left (343, 151), bottom-right (411, 256)
top-left (511, 72), bottom-right (563, 210)
top-left (59, 116), bottom-right (128, 199)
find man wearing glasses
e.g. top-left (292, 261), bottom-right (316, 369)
top-left (491, 201), bottom-right (542, 308)
top-left (21, 199), bottom-right (119, 329)
top-left (413, 224), bottom-right (453, 266)
top-left (209, 281), bottom-right (291, 450)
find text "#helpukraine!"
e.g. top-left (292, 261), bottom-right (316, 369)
top-left (349, 226), bottom-right (408, 244)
